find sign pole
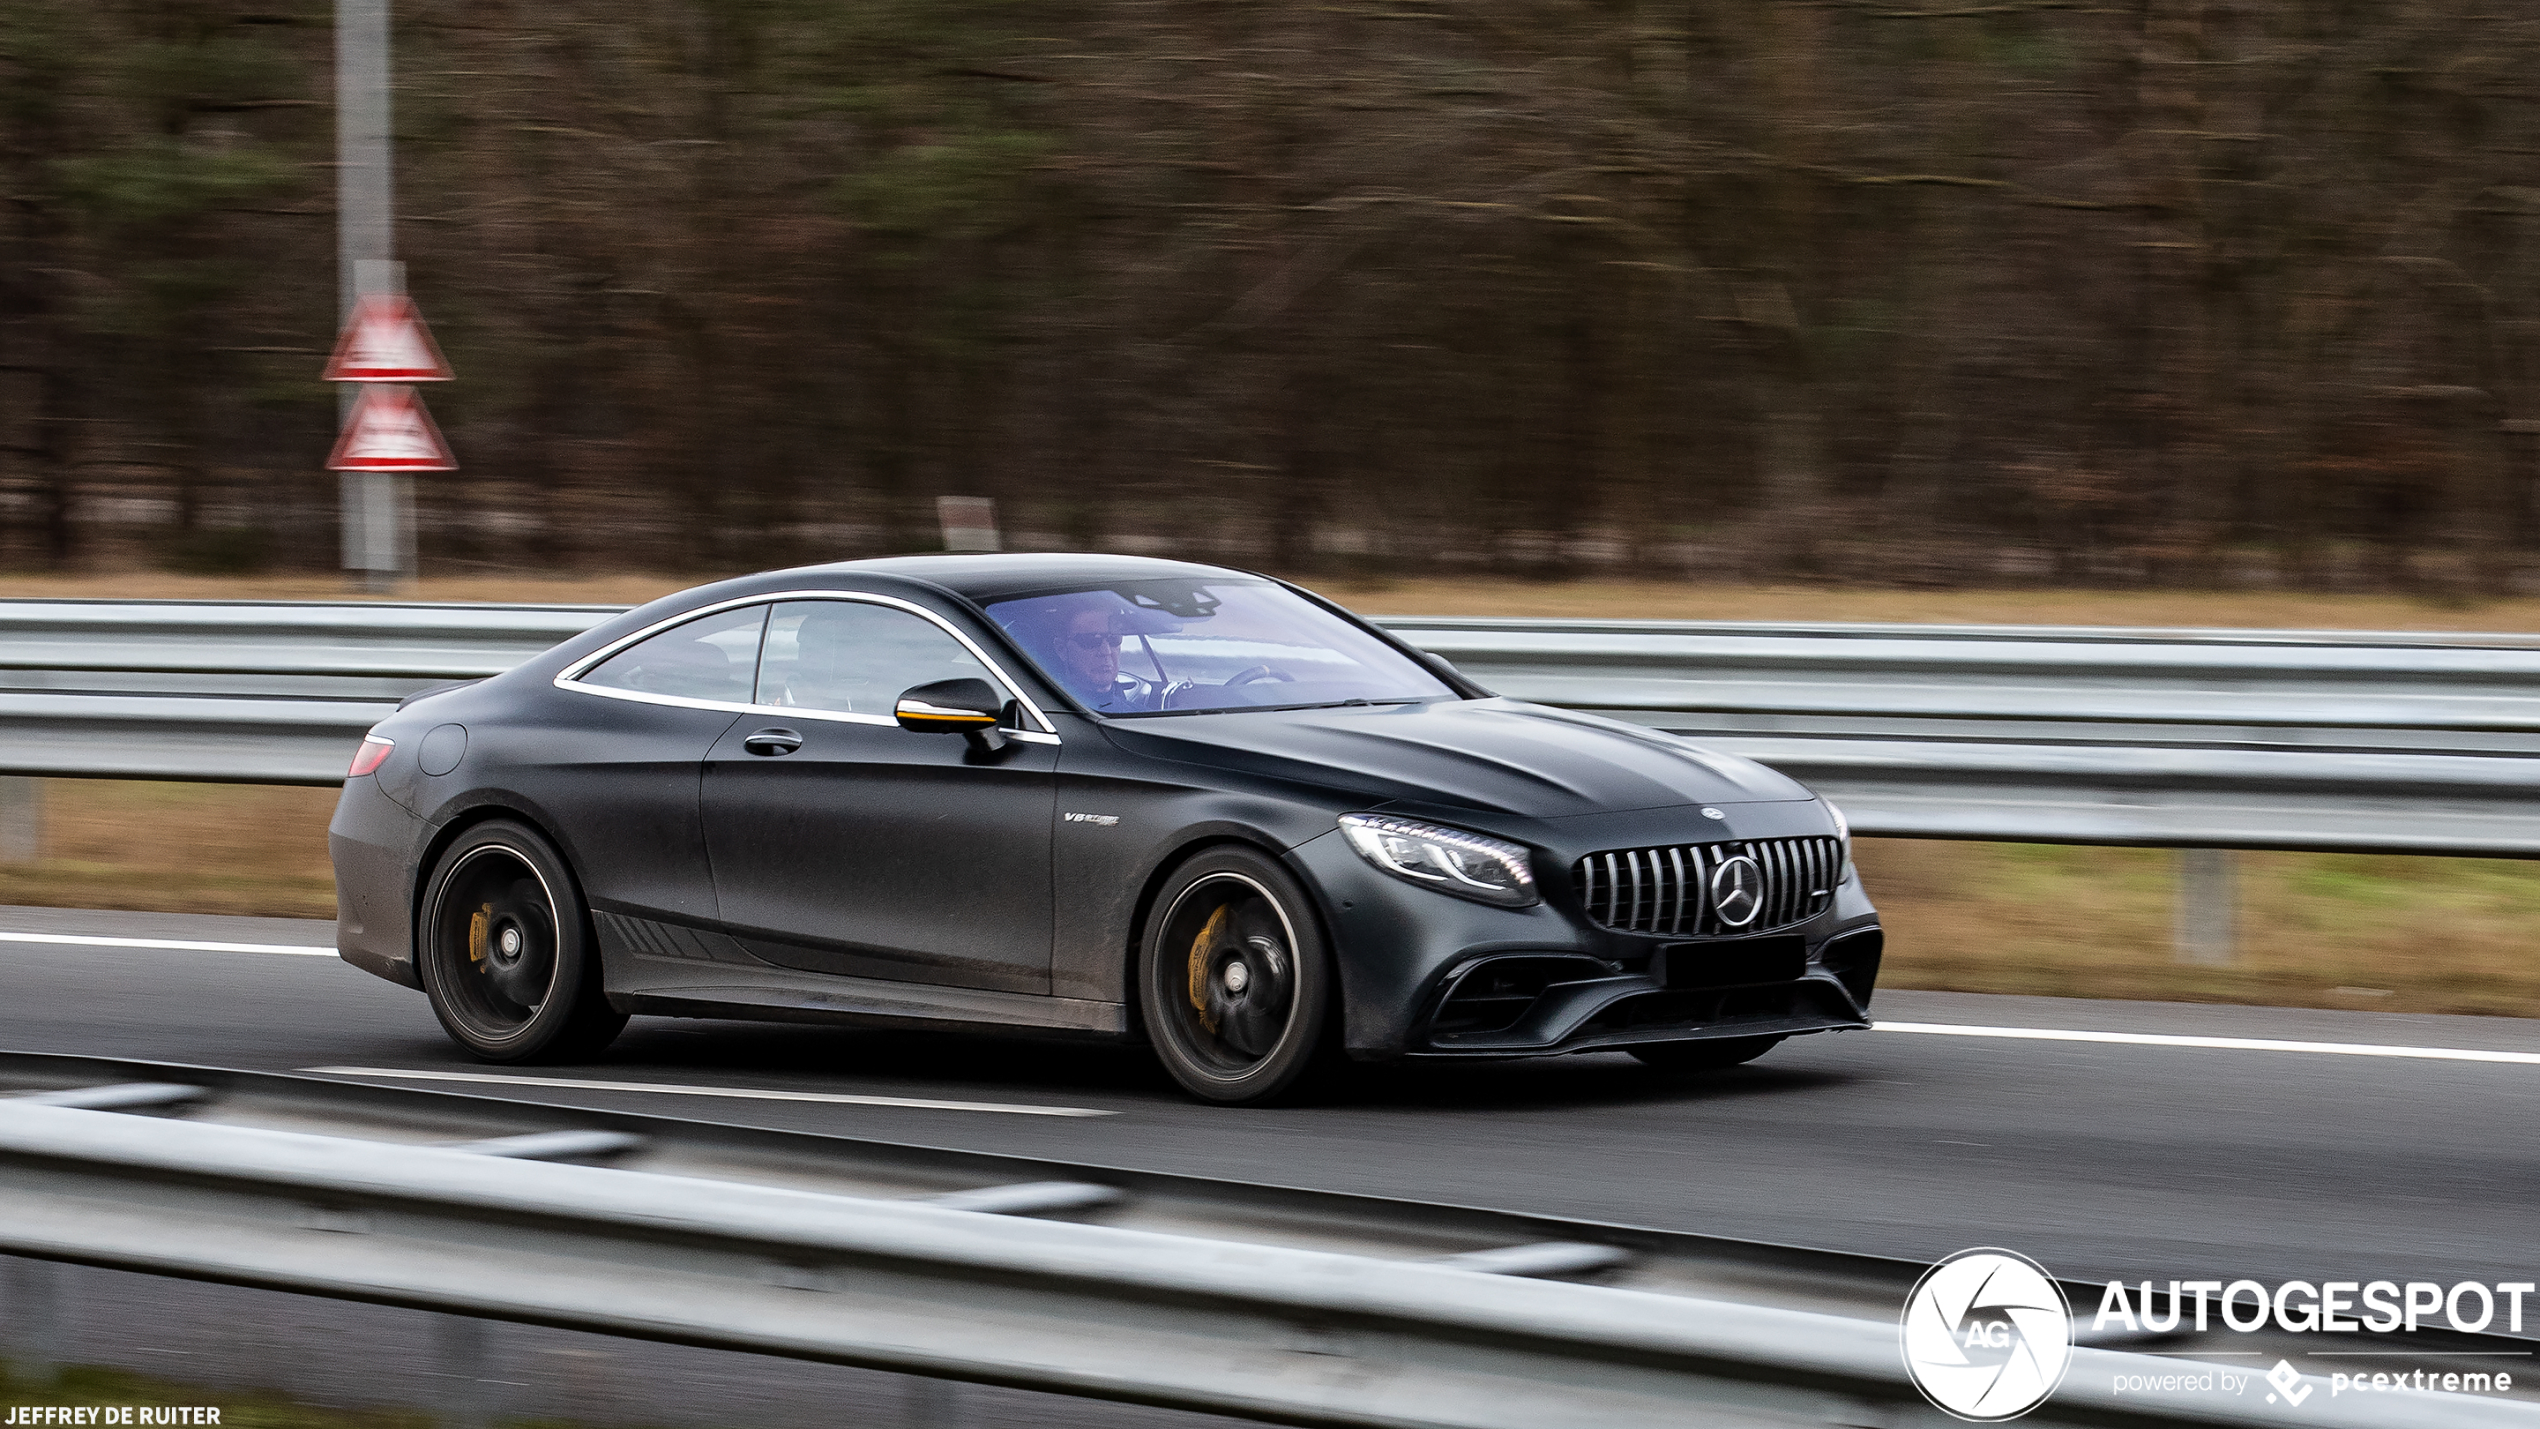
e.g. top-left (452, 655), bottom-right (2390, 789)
top-left (335, 0), bottom-right (410, 593)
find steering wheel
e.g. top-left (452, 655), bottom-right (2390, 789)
top-left (1225, 664), bottom-right (1298, 687)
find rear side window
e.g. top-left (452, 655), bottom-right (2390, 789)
top-left (755, 600), bottom-right (997, 714)
top-left (579, 605), bottom-right (768, 704)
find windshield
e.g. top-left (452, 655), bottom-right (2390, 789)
top-left (984, 578), bottom-right (1454, 716)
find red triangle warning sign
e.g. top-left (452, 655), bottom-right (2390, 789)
top-left (323, 294), bottom-right (453, 382)
top-left (327, 385), bottom-right (457, 471)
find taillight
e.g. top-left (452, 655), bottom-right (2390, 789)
top-left (348, 735), bottom-right (394, 778)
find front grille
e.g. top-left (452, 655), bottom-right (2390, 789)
top-left (1571, 836), bottom-right (1842, 936)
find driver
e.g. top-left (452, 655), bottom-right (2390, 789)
top-left (1005, 595), bottom-right (1164, 712)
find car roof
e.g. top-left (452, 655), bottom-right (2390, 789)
top-left (767, 553), bottom-right (1266, 604)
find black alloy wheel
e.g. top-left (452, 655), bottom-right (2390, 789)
top-left (1139, 847), bottom-right (1335, 1105)
top-left (417, 821), bottom-right (626, 1062)
top-left (1628, 1034), bottom-right (1784, 1073)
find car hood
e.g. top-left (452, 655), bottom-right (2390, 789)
top-left (1099, 697), bottom-right (1813, 817)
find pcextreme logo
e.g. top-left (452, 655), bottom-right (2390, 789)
top-left (1901, 1248), bottom-right (2075, 1421)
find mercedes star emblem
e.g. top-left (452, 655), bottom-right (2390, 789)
top-left (1710, 854), bottom-right (1764, 927)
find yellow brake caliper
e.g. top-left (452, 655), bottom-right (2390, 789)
top-left (468, 903), bottom-right (492, 968)
top-left (1187, 905), bottom-right (1227, 1035)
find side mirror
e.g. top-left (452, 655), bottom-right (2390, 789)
top-left (896, 678), bottom-right (1008, 753)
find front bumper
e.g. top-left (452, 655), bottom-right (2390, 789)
top-left (1288, 817), bottom-right (1880, 1060)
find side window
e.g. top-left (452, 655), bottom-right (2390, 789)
top-left (579, 605), bottom-right (768, 704)
top-left (755, 600), bottom-right (999, 715)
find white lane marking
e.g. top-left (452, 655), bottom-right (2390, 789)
top-left (302, 1066), bottom-right (1117, 1117)
top-left (0, 930), bottom-right (335, 957)
top-left (1876, 1021), bottom-right (2540, 1066)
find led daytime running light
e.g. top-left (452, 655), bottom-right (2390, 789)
top-left (1338, 813), bottom-right (1539, 908)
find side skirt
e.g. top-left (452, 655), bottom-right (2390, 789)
top-left (594, 910), bottom-right (1126, 1039)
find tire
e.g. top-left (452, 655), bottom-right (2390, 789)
top-left (416, 820), bottom-right (626, 1063)
top-left (1138, 846), bottom-right (1337, 1105)
top-left (1628, 1035), bottom-right (1784, 1073)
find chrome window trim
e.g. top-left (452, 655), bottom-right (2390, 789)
top-left (554, 589), bottom-right (1059, 738)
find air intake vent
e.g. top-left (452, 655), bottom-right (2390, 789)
top-left (1430, 955), bottom-right (1610, 1038)
top-left (1571, 837), bottom-right (1842, 937)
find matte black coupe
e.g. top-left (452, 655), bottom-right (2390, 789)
top-left (331, 555), bottom-right (1882, 1103)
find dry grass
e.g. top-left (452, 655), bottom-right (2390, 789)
top-left (0, 570), bottom-right (696, 607)
top-left (0, 780), bottom-right (340, 919)
top-left (1860, 840), bottom-right (2540, 1018)
top-left (1319, 578), bottom-right (2540, 632)
top-left (8, 566), bottom-right (2540, 632)
top-left (8, 780), bottom-right (2539, 1018)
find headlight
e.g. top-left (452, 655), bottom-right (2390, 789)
top-left (1826, 800), bottom-right (1853, 880)
top-left (1338, 814), bottom-right (1539, 908)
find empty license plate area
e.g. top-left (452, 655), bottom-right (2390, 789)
top-left (1659, 935), bottom-right (1807, 990)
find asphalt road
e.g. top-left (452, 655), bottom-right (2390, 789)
top-left (6, 904), bottom-right (2540, 1424)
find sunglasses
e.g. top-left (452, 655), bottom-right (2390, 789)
top-left (1061, 631), bottom-right (1124, 652)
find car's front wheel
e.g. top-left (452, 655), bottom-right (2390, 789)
top-left (1139, 847), bottom-right (1335, 1105)
top-left (417, 820), bottom-right (625, 1063)
top-left (1628, 1035), bottom-right (1784, 1073)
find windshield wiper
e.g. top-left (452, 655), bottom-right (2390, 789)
top-left (1105, 696), bottom-right (1436, 719)
top-left (1255, 696), bottom-right (1429, 713)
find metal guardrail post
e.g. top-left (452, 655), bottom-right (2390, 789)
top-left (431, 1314), bottom-right (494, 1429)
top-left (0, 777), bottom-right (39, 865)
top-left (2175, 848), bottom-right (2238, 966)
top-left (902, 1375), bottom-right (960, 1429)
top-left (3, 1256), bottom-right (64, 1386)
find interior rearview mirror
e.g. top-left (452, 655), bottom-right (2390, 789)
top-left (895, 678), bottom-right (1008, 753)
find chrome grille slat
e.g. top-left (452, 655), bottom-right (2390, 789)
top-left (1698, 843), bottom-right (1719, 935)
top-left (1768, 841), bottom-right (1787, 927)
top-left (1787, 842), bottom-right (1806, 924)
top-left (1666, 846), bottom-right (1689, 936)
top-left (1686, 844), bottom-right (1707, 934)
top-left (1571, 836), bottom-right (1840, 937)
top-left (1756, 840), bottom-right (1777, 928)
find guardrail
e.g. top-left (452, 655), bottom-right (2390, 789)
top-left (4, 599), bottom-right (2537, 856)
top-left (1399, 617), bottom-right (2540, 858)
top-left (3, 1056), bottom-right (2528, 1428)
top-left (0, 600), bottom-right (601, 784)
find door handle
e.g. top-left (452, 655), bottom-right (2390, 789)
top-left (742, 728), bottom-right (803, 756)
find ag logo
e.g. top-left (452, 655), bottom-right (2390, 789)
top-left (1902, 1248), bottom-right (2074, 1421)
top-left (1709, 854), bottom-right (1763, 927)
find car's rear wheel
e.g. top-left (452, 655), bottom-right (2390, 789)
top-left (1139, 847), bottom-right (1335, 1105)
top-left (417, 821), bottom-right (625, 1063)
top-left (1628, 1035), bottom-right (1783, 1072)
